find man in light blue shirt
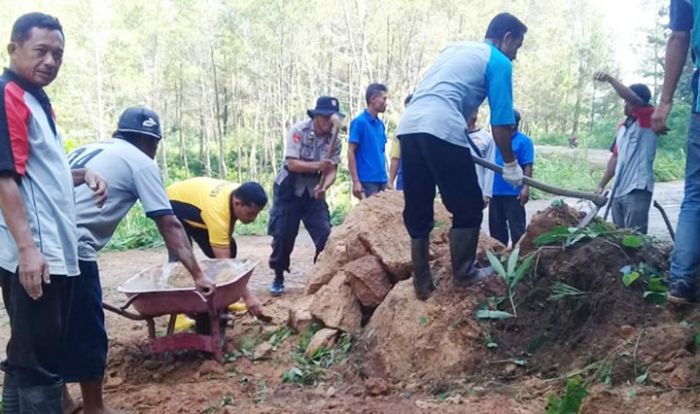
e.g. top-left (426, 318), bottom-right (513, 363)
top-left (397, 13), bottom-right (527, 300)
top-left (348, 83), bottom-right (389, 198)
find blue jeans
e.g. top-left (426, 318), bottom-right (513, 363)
top-left (670, 113), bottom-right (700, 287)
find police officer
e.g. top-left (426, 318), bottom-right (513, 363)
top-left (268, 96), bottom-right (343, 296)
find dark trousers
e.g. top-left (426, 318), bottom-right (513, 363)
top-left (268, 186), bottom-right (331, 272)
top-left (489, 195), bottom-right (526, 246)
top-left (170, 201), bottom-right (237, 259)
top-left (60, 261), bottom-right (107, 383)
top-left (611, 189), bottom-right (652, 234)
top-left (399, 133), bottom-right (483, 239)
top-left (1, 269), bottom-right (74, 388)
top-left (361, 182), bottom-right (388, 197)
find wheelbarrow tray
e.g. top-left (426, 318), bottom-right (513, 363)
top-left (109, 259), bottom-right (257, 361)
top-left (117, 258), bottom-right (256, 317)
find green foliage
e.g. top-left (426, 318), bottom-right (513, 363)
top-left (485, 247), bottom-right (534, 317)
top-left (282, 326), bottom-right (353, 386)
top-left (546, 376), bottom-right (589, 414)
top-left (475, 310), bottom-right (514, 320)
top-left (619, 264), bottom-right (668, 304)
top-left (548, 282), bottom-right (587, 301)
top-left (621, 234), bottom-right (644, 249)
top-left (105, 203), bottom-right (163, 251)
top-left (534, 222), bottom-right (617, 248)
top-left (530, 154), bottom-right (603, 200)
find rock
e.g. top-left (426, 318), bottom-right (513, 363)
top-left (310, 272), bottom-right (362, 333)
top-left (197, 360), bottom-right (224, 377)
top-left (360, 279), bottom-right (485, 381)
top-left (306, 235), bottom-right (369, 294)
top-left (252, 342), bottom-right (274, 361)
top-left (344, 255), bottom-right (392, 307)
top-left (104, 376), bottom-right (124, 389)
top-left (305, 328), bottom-right (339, 358)
top-left (661, 361), bottom-right (676, 373)
top-left (288, 295), bottom-right (314, 333)
top-left (364, 377), bottom-right (390, 396)
top-left (358, 231), bottom-right (412, 281)
top-left (619, 325), bottom-right (636, 339)
top-left (669, 365), bottom-right (693, 389)
top-left (504, 363), bottom-right (517, 375)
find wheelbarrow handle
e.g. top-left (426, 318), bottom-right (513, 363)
top-left (103, 301), bottom-right (146, 321)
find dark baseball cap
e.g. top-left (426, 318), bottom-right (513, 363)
top-left (115, 106), bottom-right (162, 140)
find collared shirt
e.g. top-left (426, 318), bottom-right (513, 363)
top-left (492, 131), bottom-right (535, 196)
top-left (349, 109), bottom-right (388, 183)
top-left (612, 107), bottom-right (658, 198)
top-left (397, 41), bottom-right (515, 147)
top-left (167, 177), bottom-right (237, 248)
top-left (0, 68), bottom-right (79, 276)
top-left (275, 119), bottom-right (342, 197)
top-left (70, 138), bottom-right (173, 260)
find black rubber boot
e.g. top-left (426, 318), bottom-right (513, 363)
top-left (411, 238), bottom-right (435, 301)
top-left (450, 228), bottom-right (491, 288)
top-left (2, 371), bottom-right (19, 414)
top-left (18, 383), bottom-right (64, 414)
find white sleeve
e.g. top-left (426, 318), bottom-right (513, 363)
top-left (482, 138), bottom-right (496, 198)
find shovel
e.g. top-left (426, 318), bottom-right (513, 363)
top-left (472, 155), bottom-right (608, 227)
top-left (471, 155), bottom-right (609, 207)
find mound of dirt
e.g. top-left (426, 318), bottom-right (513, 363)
top-left (518, 202), bottom-right (582, 254)
top-left (359, 277), bottom-right (504, 382)
top-left (352, 204), bottom-right (700, 391)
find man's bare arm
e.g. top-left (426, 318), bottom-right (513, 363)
top-left (155, 214), bottom-right (214, 295)
top-left (652, 30), bottom-right (691, 133)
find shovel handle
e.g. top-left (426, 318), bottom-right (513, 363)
top-left (472, 155), bottom-right (608, 207)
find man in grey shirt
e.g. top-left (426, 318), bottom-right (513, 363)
top-left (63, 107), bottom-right (215, 414)
top-left (594, 73), bottom-right (658, 234)
top-left (0, 13), bottom-right (107, 413)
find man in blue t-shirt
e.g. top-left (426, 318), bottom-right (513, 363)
top-left (349, 83), bottom-right (389, 198)
top-left (489, 110), bottom-right (534, 246)
top-left (397, 13), bottom-right (527, 300)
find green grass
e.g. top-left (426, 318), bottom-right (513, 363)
top-left (530, 153), bottom-right (603, 200)
top-left (104, 203), bottom-right (163, 251)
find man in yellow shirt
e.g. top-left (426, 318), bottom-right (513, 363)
top-left (167, 177), bottom-right (267, 320)
top-left (167, 177), bottom-right (266, 259)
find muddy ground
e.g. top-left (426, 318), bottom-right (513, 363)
top-left (0, 204), bottom-right (699, 413)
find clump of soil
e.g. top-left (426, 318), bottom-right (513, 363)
top-left (519, 202), bottom-right (583, 254)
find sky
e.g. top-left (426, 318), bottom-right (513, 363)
top-left (596, 0), bottom-right (666, 83)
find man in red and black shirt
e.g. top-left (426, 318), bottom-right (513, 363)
top-left (594, 72), bottom-right (658, 234)
top-left (0, 13), bottom-right (106, 413)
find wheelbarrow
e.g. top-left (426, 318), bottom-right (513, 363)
top-left (103, 258), bottom-right (257, 362)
